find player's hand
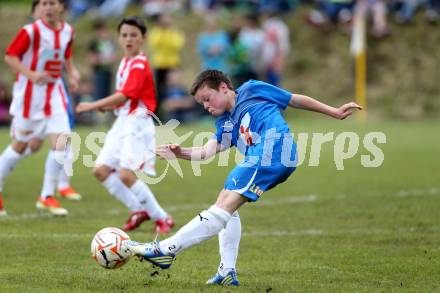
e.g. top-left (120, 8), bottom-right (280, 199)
top-left (76, 102), bottom-right (95, 113)
top-left (30, 71), bottom-right (53, 85)
top-left (332, 102), bottom-right (363, 120)
top-left (155, 144), bottom-right (181, 160)
top-left (68, 75), bottom-right (80, 93)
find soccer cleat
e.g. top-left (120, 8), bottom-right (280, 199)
top-left (206, 270), bottom-right (240, 286)
top-left (123, 211), bottom-right (150, 231)
top-left (36, 196), bottom-right (68, 216)
top-left (0, 192), bottom-right (7, 217)
top-left (126, 240), bottom-right (175, 269)
top-left (58, 187), bottom-right (82, 200)
top-left (155, 215), bottom-right (175, 234)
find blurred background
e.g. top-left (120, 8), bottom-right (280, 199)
top-left (0, 0), bottom-right (438, 126)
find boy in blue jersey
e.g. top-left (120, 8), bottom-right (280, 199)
top-left (127, 70), bottom-right (362, 285)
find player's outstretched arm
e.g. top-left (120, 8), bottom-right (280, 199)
top-left (288, 94), bottom-right (362, 120)
top-left (76, 92), bottom-right (127, 113)
top-left (156, 139), bottom-right (224, 161)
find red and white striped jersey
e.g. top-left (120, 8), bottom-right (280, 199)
top-left (114, 53), bottom-right (157, 116)
top-left (6, 19), bottom-right (74, 120)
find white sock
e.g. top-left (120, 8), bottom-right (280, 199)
top-left (41, 150), bottom-right (64, 198)
top-left (218, 211), bottom-right (241, 276)
top-left (23, 147), bottom-right (33, 158)
top-left (57, 145), bottom-right (72, 190)
top-left (159, 205), bottom-right (231, 255)
top-left (130, 180), bottom-right (167, 220)
top-left (0, 145), bottom-right (23, 192)
top-left (57, 170), bottom-right (70, 190)
top-left (102, 173), bottom-right (143, 211)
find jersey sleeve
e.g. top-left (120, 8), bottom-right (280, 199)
top-left (214, 118), bottom-right (224, 143)
top-left (213, 116), bottom-right (233, 149)
top-left (248, 80), bottom-right (292, 109)
top-left (6, 28), bottom-right (31, 58)
top-left (119, 65), bottom-right (145, 100)
top-left (65, 28), bottom-right (74, 58)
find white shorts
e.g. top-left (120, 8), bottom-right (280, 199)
top-left (10, 113), bottom-right (71, 142)
top-left (96, 115), bottom-right (156, 175)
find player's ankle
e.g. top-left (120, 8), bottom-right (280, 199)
top-left (218, 268), bottom-right (235, 277)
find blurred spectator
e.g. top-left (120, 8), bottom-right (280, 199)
top-left (258, 0), bottom-right (298, 13)
top-left (162, 69), bottom-right (197, 123)
top-left (261, 12), bottom-right (290, 86)
top-left (391, 0), bottom-right (439, 23)
top-left (391, 0), bottom-right (424, 23)
top-left (355, 0), bottom-right (390, 38)
top-left (98, 0), bottom-right (133, 18)
top-left (148, 13), bottom-right (186, 107)
top-left (197, 16), bottom-right (231, 73)
top-left (190, 0), bottom-right (212, 14)
top-left (0, 82), bottom-right (11, 127)
top-left (306, 0), bottom-right (354, 28)
top-left (142, 0), bottom-right (183, 16)
top-left (88, 20), bottom-right (117, 102)
top-left (65, 0), bottom-right (97, 19)
top-left (228, 26), bottom-right (257, 87)
top-left (427, 0), bottom-right (440, 22)
top-left (239, 13), bottom-right (265, 79)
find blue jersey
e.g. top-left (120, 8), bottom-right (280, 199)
top-left (214, 80), bottom-right (297, 201)
top-left (214, 80), bottom-right (295, 166)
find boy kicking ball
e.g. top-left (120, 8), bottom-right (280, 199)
top-left (127, 69), bottom-right (362, 285)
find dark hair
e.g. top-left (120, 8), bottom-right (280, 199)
top-left (31, 0), bottom-right (65, 14)
top-left (190, 70), bottom-right (233, 96)
top-left (117, 16), bottom-right (147, 36)
top-left (31, 0), bottom-right (39, 13)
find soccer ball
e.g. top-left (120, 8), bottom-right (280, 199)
top-left (91, 227), bottom-right (132, 269)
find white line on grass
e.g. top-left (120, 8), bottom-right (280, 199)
top-left (1, 226), bottom-right (439, 240)
top-left (0, 194), bottom-right (318, 221)
top-left (1, 186), bottom-right (438, 222)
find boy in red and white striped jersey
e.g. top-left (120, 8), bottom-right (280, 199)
top-left (77, 16), bottom-right (174, 233)
top-left (0, 0), bottom-right (80, 216)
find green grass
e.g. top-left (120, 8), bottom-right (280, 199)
top-left (0, 116), bottom-right (439, 292)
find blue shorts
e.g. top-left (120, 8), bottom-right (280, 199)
top-left (224, 163), bottom-right (296, 202)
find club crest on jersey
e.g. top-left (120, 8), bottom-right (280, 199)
top-left (239, 113), bottom-right (254, 146)
top-left (223, 120), bottom-right (234, 132)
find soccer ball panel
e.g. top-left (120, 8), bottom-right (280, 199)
top-left (91, 227), bottom-right (132, 269)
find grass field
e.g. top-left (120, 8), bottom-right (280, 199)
top-left (0, 115), bottom-right (439, 292)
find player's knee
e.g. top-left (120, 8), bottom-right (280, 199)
top-left (214, 190), bottom-right (246, 214)
top-left (93, 166), bottom-right (110, 182)
top-left (11, 140), bottom-right (28, 154)
top-left (28, 140), bottom-right (43, 153)
top-left (118, 171), bottom-right (136, 187)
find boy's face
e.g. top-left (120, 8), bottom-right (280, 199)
top-left (118, 24), bottom-right (145, 56)
top-left (39, 0), bottom-right (63, 23)
top-left (194, 82), bottom-right (231, 116)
